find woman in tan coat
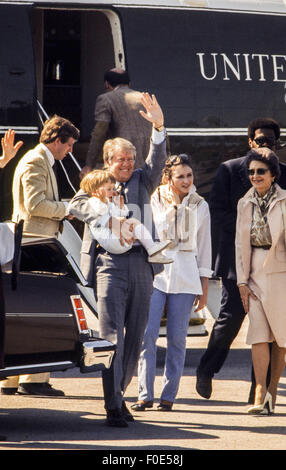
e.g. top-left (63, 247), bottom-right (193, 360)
top-left (236, 147), bottom-right (286, 415)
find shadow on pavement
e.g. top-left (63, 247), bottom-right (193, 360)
top-left (0, 405), bottom-right (286, 450)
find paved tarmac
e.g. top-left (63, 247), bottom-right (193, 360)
top-left (1, 280), bottom-right (286, 453)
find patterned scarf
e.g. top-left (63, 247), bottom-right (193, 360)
top-left (255, 184), bottom-right (277, 219)
top-left (250, 184), bottom-right (277, 247)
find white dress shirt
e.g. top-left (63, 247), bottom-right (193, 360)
top-left (88, 196), bottom-right (134, 254)
top-left (151, 185), bottom-right (212, 295)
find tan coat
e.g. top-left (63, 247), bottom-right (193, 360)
top-left (12, 144), bottom-right (66, 237)
top-left (2, 144), bottom-right (68, 388)
top-left (236, 184), bottom-right (286, 283)
top-left (235, 184), bottom-right (286, 346)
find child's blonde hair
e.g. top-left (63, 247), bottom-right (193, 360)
top-left (80, 169), bottom-right (116, 196)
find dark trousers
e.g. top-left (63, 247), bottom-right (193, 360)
top-left (0, 266), bottom-right (5, 368)
top-left (197, 278), bottom-right (246, 377)
top-left (95, 249), bottom-right (154, 410)
top-left (0, 267), bottom-right (5, 368)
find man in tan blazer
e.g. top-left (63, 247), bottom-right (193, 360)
top-left (80, 68), bottom-right (153, 177)
top-left (0, 115), bottom-right (80, 396)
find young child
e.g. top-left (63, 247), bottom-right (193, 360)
top-left (77, 169), bottom-right (173, 264)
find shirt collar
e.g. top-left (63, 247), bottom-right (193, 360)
top-left (39, 143), bottom-right (55, 167)
top-left (115, 181), bottom-right (126, 188)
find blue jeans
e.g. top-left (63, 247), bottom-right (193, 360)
top-left (138, 288), bottom-right (196, 403)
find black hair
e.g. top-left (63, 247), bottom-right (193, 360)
top-left (104, 70), bottom-right (130, 87)
top-left (248, 118), bottom-right (280, 140)
top-left (245, 148), bottom-right (281, 180)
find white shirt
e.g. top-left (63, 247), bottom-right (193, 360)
top-left (88, 196), bottom-right (134, 254)
top-left (88, 196), bottom-right (129, 222)
top-left (0, 223), bottom-right (15, 266)
top-left (151, 185), bottom-right (212, 295)
top-left (39, 142), bottom-right (55, 167)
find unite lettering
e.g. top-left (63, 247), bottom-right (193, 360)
top-left (196, 52), bottom-right (286, 82)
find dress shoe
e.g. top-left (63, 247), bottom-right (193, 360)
top-left (196, 373), bottom-right (212, 399)
top-left (105, 409), bottom-right (128, 427)
top-left (247, 391), bottom-right (274, 415)
top-left (0, 387), bottom-right (17, 395)
top-left (157, 400), bottom-right (173, 411)
top-left (121, 400), bottom-right (134, 422)
top-left (17, 382), bottom-right (65, 396)
top-left (131, 400), bottom-right (154, 411)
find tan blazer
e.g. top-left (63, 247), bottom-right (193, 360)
top-left (12, 144), bottom-right (66, 237)
top-left (235, 183), bottom-right (286, 285)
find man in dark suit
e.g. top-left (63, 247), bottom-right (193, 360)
top-left (196, 118), bottom-right (286, 400)
top-left (0, 130), bottom-right (23, 369)
top-left (69, 93), bottom-right (167, 427)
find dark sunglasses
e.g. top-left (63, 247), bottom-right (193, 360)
top-left (247, 168), bottom-right (270, 176)
top-left (254, 136), bottom-right (276, 147)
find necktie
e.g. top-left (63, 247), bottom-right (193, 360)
top-left (117, 183), bottom-right (127, 203)
top-left (116, 183), bottom-right (132, 218)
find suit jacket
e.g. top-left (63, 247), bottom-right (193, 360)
top-left (0, 266), bottom-right (4, 368)
top-left (210, 155), bottom-right (286, 280)
top-left (86, 86), bottom-right (152, 169)
top-left (12, 144), bottom-right (66, 237)
top-left (236, 183), bottom-right (286, 283)
top-left (69, 139), bottom-right (167, 285)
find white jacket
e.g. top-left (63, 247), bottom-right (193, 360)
top-left (151, 184), bottom-right (212, 294)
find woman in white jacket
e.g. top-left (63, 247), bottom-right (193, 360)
top-left (132, 154), bottom-right (212, 411)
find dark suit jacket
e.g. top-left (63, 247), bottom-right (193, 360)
top-left (0, 266), bottom-right (4, 368)
top-left (210, 155), bottom-right (286, 280)
top-left (69, 139), bottom-right (167, 285)
top-left (86, 86), bottom-right (152, 169)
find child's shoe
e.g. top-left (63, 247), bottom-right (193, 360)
top-left (148, 253), bottom-right (173, 264)
top-left (147, 240), bottom-right (174, 264)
